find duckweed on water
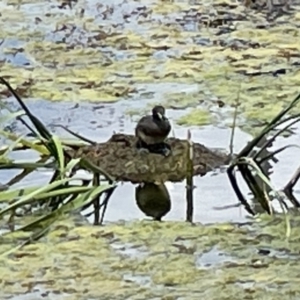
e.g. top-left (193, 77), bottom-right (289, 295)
top-left (177, 109), bottom-right (214, 127)
top-left (1, 216), bottom-right (300, 299)
top-left (2, 1), bottom-right (300, 297)
top-left (1, 0), bottom-right (300, 134)
top-left (163, 90), bottom-right (207, 110)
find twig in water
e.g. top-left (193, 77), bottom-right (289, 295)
top-left (213, 202), bottom-right (242, 210)
top-left (93, 173), bottom-right (100, 225)
top-left (186, 130), bottom-right (194, 223)
top-left (52, 124), bottom-right (96, 145)
top-left (229, 84), bottom-right (241, 159)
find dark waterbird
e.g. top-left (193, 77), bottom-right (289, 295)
top-left (135, 182), bottom-right (171, 221)
top-left (135, 105), bottom-right (171, 156)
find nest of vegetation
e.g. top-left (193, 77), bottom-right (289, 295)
top-left (67, 133), bottom-right (230, 183)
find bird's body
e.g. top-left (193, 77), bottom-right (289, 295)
top-left (135, 106), bottom-right (171, 156)
top-left (135, 105), bottom-right (171, 145)
top-left (135, 182), bottom-right (171, 221)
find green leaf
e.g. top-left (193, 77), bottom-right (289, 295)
top-left (51, 134), bottom-right (65, 175)
top-left (0, 177), bottom-right (77, 218)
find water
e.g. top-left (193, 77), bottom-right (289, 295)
top-left (1, 92), bottom-right (250, 224)
top-left (0, 0), bottom-right (252, 225)
top-left (3, 87), bottom-right (300, 223)
top-left (7, 289), bottom-right (69, 300)
top-left (2, 1), bottom-right (300, 299)
top-left (1, 0), bottom-right (300, 224)
top-left (196, 246), bottom-right (237, 269)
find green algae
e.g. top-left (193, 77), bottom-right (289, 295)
top-left (177, 109), bottom-right (213, 127)
top-left (1, 0), bottom-right (300, 134)
top-left (2, 215), bottom-right (300, 299)
top-left (163, 90), bottom-right (207, 110)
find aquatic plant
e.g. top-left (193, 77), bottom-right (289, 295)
top-left (0, 77), bottom-right (117, 255)
top-left (227, 91), bottom-right (300, 222)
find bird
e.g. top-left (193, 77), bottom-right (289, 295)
top-left (135, 105), bottom-right (171, 156)
top-left (135, 182), bottom-right (171, 221)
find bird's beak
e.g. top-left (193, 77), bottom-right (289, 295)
top-left (157, 112), bottom-right (163, 120)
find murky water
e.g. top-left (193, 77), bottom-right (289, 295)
top-left (8, 289), bottom-right (69, 300)
top-left (1, 91), bottom-right (251, 224)
top-left (0, 0), bottom-right (253, 225)
top-left (2, 0), bottom-right (300, 299)
top-left (2, 80), bottom-right (300, 223)
top-left (196, 246), bottom-right (237, 269)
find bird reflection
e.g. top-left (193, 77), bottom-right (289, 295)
top-left (135, 182), bottom-right (171, 221)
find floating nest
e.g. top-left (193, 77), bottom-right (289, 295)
top-left (67, 134), bottom-right (230, 183)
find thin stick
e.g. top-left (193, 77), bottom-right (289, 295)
top-left (186, 130), bottom-right (194, 222)
top-left (229, 84), bottom-right (241, 158)
top-left (52, 124), bottom-right (96, 145)
top-left (93, 173), bottom-right (100, 225)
